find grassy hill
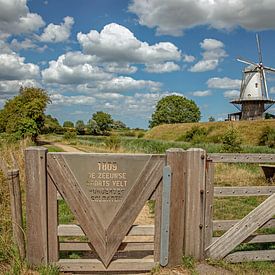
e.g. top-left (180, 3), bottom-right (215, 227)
top-left (145, 120), bottom-right (275, 146)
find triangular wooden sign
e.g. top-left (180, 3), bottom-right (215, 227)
top-left (47, 153), bottom-right (163, 266)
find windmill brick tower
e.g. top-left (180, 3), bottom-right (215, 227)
top-left (229, 34), bottom-right (275, 121)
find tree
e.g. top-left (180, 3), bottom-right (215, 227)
top-left (112, 120), bottom-right (127, 130)
top-left (92, 111), bottom-right (113, 135)
top-left (0, 87), bottom-right (50, 140)
top-left (149, 95), bottom-right (200, 128)
top-left (63, 121), bottom-right (74, 128)
top-left (86, 119), bottom-right (100, 135)
top-left (75, 120), bottom-right (85, 135)
top-left (42, 114), bottom-right (63, 134)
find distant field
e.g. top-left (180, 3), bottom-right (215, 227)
top-left (145, 120), bottom-right (275, 145)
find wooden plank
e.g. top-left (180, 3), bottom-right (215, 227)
top-left (207, 153), bottom-right (275, 163)
top-left (166, 149), bottom-right (186, 266)
top-left (59, 242), bottom-right (154, 252)
top-left (224, 250), bottom-right (275, 263)
top-left (58, 258), bottom-right (156, 272)
top-left (25, 147), bottom-right (48, 265)
top-left (214, 186), bottom-right (275, 197)
top-left (58, 224), bottom-right (154, 237)
top-left (105, 156), bottom-right (164, 266)
top-left (204, 161), bottom-right (214, 253)
top-left (184, 148), bottom-right (206, 260)
top-left (7, 169), bottom-right (25, 260)
top-left (47, 175), bottom-right (59, 262)
top-left (47, 154), bottom-right (107, 264)
top-left (213, 218), bottom-right (275, 231)
top-left (212, 234), bottom-right (275, 244)
top-left (154, 181), bottom-right (162, 262)
top-left (206, 193), bottom-right (275, 259)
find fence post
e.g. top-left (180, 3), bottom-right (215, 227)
top-left (166, 148), bottom-right (186, 266)
top-left (7, 169), bottom-right (25, 260)
top-left (25, 147), bottom-right (48, 266)
top-left (184, 148), bottom-right (206, 260)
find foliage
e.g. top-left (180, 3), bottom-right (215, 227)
top-left (42, 115), bottom-right (63, 134)
top-left (221, 126), bottom-right (242, 152)
top-left (63, 120), bottom-right (74, 128)
top-left (75, 120), bottom-right (85, 135)
top-left (63, 130), bottom-right (77, 140)
top-left (112, 120), bottom-right (127, 129)
top-left (0, 87), bottom-right (50, 140)
top-left (259, 126), bottom-right (275, 148)
top-left (92, 111), bottom-right (114, 135)
top-left (149, 95), bottom-right (200, 128)
top-left (86, 119), bottom-right (100, 135)
top-left (265, 112), bottom-right (275, 119)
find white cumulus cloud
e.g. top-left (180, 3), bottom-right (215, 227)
top-left (189, 38), bottom-right (227, 72)
top-left (192, 90), bottom-right (212, 97)
top-left (129, 0), bottom-right (275, 36)
top-left (77, 23), bottom-right (181, 65)
top-left (0, 53), bottom-right (40, 80)
top-left (145, 62), bottom-right (180, 73)
top-left (39, 16), bottom-right (74, 43)
top-left (224, 90), bottom-right (240, 98)
top-left (207, 77), bottom-right (241, 89)
top-left (0, 0), bottom-right (45, 35)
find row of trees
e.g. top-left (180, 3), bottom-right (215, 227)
top-left (0, 87), bottom-right (202, 141)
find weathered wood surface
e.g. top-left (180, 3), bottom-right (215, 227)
top-left (59, 241), bottom-right (154, 252)
top-left (213, 234), bottom-right (275, 244)
top-left (58, 258), bottom-right (156, 272)
top-left (204, 161), bottom-right (214, 252)
top-left (206, 193), bottom-right (275, 259)
top-left (48, 153), bottom-right (163, 267)
top-left (214, 186), bottom-right (275, 197)
top-left (7, 169), bottom-right (25, 260)
top-left (207, 153), bottom-right (275, 163)
top-left (166, 149), bottom-right (186, 266)
top-left (47, 175), bottom-right (59, 262)
top-left (25, 147), bottom-right (48, 265)
top-left (224, 250), bottom-right (275, 263)
top-left (58, 224), bottom-right (154, 237)
top-left (213, 218), bottom-right (275, 231)
top-left (184, 148), bottom-right (206, 260)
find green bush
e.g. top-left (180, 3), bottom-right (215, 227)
top-left (221, 126), bottom-right (242, 152)
top-left (178, 126), bottom-right (208, 144)
top-left (63, 130), bottom-right (77, 140)
top-left (259, 126), bottom-right (275, 148)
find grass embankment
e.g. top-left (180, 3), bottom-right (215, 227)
top-left (145, 120), bottom-right (275, 146)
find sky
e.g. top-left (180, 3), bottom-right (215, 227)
top-left (1, 0), bottom-right (275, 129)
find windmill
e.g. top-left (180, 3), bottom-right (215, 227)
top-left (229, 34), bottom-right (275, 120)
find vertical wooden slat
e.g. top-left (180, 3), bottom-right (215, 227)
top-left (47, 174), bottom-right (59, 262)
top-left (204, 160), bottom-right (214, 252)
top-left (7, 169), bottom-right (25, 260)
top-left (25, 147), bottom-right (48, 265)
top-left (166, 148), bottom-right (186, 266)
top-left (154, 181), bottom-right (162, 262)
top-left (184, 148), bottom-right (206, 260)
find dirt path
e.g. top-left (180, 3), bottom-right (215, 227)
top-left (47, 141), bottom-right (83, 152)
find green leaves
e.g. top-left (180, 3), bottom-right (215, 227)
top-left (149, 95), bottom-right (201, 128)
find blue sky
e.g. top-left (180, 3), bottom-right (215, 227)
top-left (1, 0), bottom-right (275, 128)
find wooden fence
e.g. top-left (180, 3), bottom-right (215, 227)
top-left (22, 148), bottom-right (275, 273)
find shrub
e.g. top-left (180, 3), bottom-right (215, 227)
top-left (221, 126), bottom-right (242, 152)
top-left (63, 130), bottom-right (77, 140)
top-left (178, 126), bottom-right (208, 144)
top-left (259, 126), bottom-right (275, 148)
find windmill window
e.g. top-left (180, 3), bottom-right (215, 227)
top-left (248, 93), bottom-right (251, 96)
top-left (255, 83), bottom-right (258, 88)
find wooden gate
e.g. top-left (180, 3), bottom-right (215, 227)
top-left (24, 147), bottom-right (187, 273)
top-left (204, 153), bottom-right (275, 262)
